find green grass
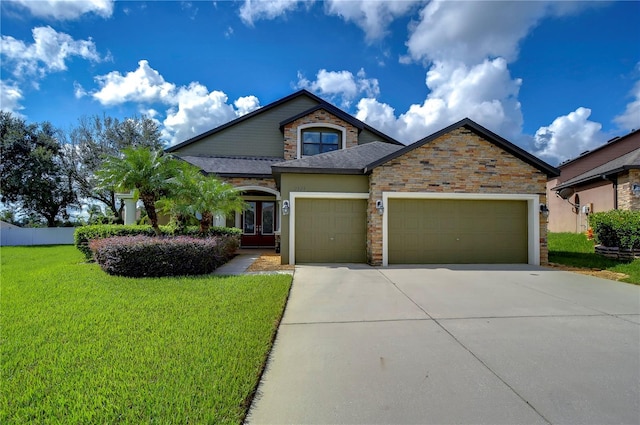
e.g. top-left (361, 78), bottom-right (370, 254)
top-left (1, 246), bottom-right (292, 424)
top-left (548, 232), bottom-right (640, 284)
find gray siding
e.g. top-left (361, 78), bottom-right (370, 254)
top-left (172, 96), bottom-right (319, 158)
top-left (357, 128), bottom-right (393, 145)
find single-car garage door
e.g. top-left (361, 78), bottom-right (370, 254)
top-left (388, 199), bottom-right (528, 264)
top-left (295, 198), bottom-right (367, 263)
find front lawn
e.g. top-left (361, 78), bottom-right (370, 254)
top-left (1, 246), bottom-right (292, 424)
top-left (548, 232), bottom-right (640, 284)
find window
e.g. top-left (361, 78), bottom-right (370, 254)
top-left (302, 129), bottom-right (341, 156)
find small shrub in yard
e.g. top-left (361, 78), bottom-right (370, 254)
top-left (89, 235), bottom-right (239, 277)
top-left (589, 210), bottom-right (640, 250)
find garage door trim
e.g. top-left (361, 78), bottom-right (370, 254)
top-left (381, 192), bottom-right (541, 267)
top-left (289, 191), bottom-right (369, 265)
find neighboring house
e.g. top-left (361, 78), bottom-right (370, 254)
top-left (167, 89), bottom-right (559, 266)
top-left (547, 129), bottom-right (640, 233)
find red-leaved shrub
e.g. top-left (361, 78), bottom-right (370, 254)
top-left (89, 235), bottom-right (239, 277)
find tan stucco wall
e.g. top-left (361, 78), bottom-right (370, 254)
top-left (368, 128), bottom-right (549, 265)
top-left (547, 179), bottom-right (615, 233)
top-left (279, 173), bottom-right (369, 264)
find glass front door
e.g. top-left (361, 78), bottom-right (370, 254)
top-left (241, 201), bottom-right (276, 247)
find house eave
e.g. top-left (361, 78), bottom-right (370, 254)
top-left (271, 166), bottom-right (363, 176)
top-left (553, 165), bottom-right (640, 191)
top-left (202, 172), bottom-right (274, 179)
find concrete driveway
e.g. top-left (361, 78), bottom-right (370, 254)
top-left (246, 264), bottom-right (640, 425)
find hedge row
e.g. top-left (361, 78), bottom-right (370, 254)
top-left (589, 210), bottom-right (640, 250)
top-left (75, 224), bottom-right (242, 259)
top-left (89, 235), bottom-right (239, 277)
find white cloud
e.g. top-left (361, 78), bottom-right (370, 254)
top-left (406, 0), bottom-right (587, 65)
top-left (239, 0), bottom-right (303, 26)
top-left (296, 68), bottom-right (379, 108)
top-left (0, 80), bottom-right (25, 117)
top-left (614, 80), bottom-right (640, 132)
top-left (92, 60), bottom-right (177, 106)
top-left (8, 0), bottom-right (114, 20)
top-left (73, 82), bottom-right (87, 98)
top-left (356, 58), bottom-right (523, 144)
top-left (1, 26), bottom-right (102, 78)
top-left (163, 84), bottom-right (237, 144)
top-left (90, 61), bottom-right (261, 144)
top-left (325, 0), bottom-right (422, 41)
top-left (533, 107), bottom-right (607, 164)
top-left (234, 95), bottom-right (261, 116)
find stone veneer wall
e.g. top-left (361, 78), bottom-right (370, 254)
top-left (617, 169), bottom-right (640, 211)
top-left (219, 176), bottom-right (278, 193)
top-left (283, 109), bottom-right (359, 160)
top-left (367, 127), bottom-right (549, 266)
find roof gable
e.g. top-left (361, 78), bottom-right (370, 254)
top-left (166, 89), bottom-right (325, 153)
top-left (365, 118), bottom-right (559, 177)
top-left (166, 89), bottom-right (402, 154)
top-left (279, 104), bottom-right (402, 146)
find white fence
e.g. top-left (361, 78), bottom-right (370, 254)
top-left (1, 227), bottom-right (75, 246)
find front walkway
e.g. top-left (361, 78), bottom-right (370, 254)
top-left (212, 249), bottom-right (293, 275)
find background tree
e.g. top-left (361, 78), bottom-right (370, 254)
top-left (96, 147), bottom-right (178, 235)
top-left (159, 163), bottom-right (245, 233)
top-left (0, 112), bottom-right (76, 227)
top-left (66, 115), bottom-right (164, 222)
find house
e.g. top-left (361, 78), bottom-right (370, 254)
top-left (167, 89), bottom-right (559, 266)
top-left (547, 129), bottom-right (640, 233)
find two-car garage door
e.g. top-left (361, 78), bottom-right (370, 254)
top-left (293, 197), bottom-right (529, 264)
top-left (388, 199), bottom-right (528, 264)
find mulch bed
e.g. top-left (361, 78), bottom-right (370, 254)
top-left (246, 253), bottom-right (295, 272)
top-left (547, 263), bottom-right (629, 281)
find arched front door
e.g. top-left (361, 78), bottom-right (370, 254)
top-left (241, 200), bottom-right (276, 247)
top-left (237, 188), bottom-right (279, 248)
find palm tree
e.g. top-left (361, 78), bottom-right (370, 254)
top-left (160, 162), bottom-right (245, 234)
top-left (96, 147), bottom-right (178, 235)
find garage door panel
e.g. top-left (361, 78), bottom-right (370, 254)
top-left (389, 199), bottom-right (528, 264)
top-left (295, 198), bottom-right (367, 263)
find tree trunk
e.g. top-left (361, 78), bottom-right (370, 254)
top-left (199, 211), bottom-right (213, 234)
top-left (140, 192), bottom-right (161, 236)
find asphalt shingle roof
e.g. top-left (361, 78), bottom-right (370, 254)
top-left (271, 141), bottom-right (403, 174)
top-left (177, 155), bottom-right (283, 176)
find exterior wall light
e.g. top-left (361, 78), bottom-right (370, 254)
top-left (375, 199), bottom-right (384, 215)
top-left (539, 203), bottom-right (550, 218)
top-left (632, 183), bottom-right (640, 197)
top-left (282, 200), bottom-right (290, 216)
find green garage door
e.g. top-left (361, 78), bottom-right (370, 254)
top-left (388, 199), bottom-right (528, 264)
top-left (295, 198), bottom-right (367, 263)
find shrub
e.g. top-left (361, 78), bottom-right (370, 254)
top-left (75, 224), bottom-right (242, 260)
top-left (589, 210), bottom-right (640, 250)
top-left (89, 235), bottom-right (240, 277)
top-left (75, 225), bottom-right (158, 259)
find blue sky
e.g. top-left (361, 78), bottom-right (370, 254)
top-left (1, 0), bottom-right (639, 165)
